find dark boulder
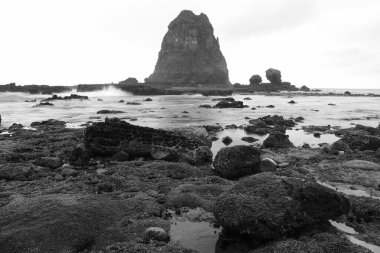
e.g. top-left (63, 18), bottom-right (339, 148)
top-left (214, 173), bottom-right (350, 244)
top-left (341, 132), bottom-right (380, 151)
top-left (213, 145), bottom-right (261, 179)
top-left (143, 227), bottom-right (170, 244)
top-left (330, 139), bottom-right (352, 154)
top-left (214, 100), bottom-right (244, 108)
top-left (222, 136), bottom-right (233, 145)
top-left (263, 132), bottom-right (295, 148)
top-left (0, 194), bottom-right (163, 253)
top-left (146, 10), bottom-right (230, 86)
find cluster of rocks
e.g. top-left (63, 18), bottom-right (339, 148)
top-left (0, 82), bottom-right (72, 94)
top-left (1, 116), bottom-right (379, 252)
top-left (244, 115), bottom-right (296, 136)
top-left (199, 97), bottom-right (247, 109)
top-left (76, 84), bottom-right (110, 92)
top-left (240, 68), bottom-right (307, 92)
top-left (42, 94), bottom-right (89, 102)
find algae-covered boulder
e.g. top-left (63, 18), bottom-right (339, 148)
top-left (0, 194), bottom-right (164, 253)
top-left (263, 132), bottom-right (294, 148)
top-left (214, 173), bottom-right (350, 243)
top-left (213, 145), bottom-right (261, 179)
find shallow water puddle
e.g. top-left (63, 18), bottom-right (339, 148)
top-left (329, 220), bottom-right (357, 234)
top-left (330, 219), bottom-right (380, 252)
top-left (170, 218), bottom-right (221, 253)
top-left (169, 208), bottom-right (249, 253)
top-left (317, 181), bottom-right (380, 200)
top-left (347, 236), bottom-right (380, 253)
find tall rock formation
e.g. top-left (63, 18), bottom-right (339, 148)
top-left (266, 68), bottom-right (282, 84)
top-left (146, 10), bottom-right (230, 86)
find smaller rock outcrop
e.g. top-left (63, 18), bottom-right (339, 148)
top-left (300, 85), bottom-right (311, 92)
top-left (120, 77), bottom-right (138, 85)
top-left (265, 68), bottom-right (282, 84)
top-left (249, 75), bottom-right (262, 85)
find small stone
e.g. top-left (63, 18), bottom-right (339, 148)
top-left (143, 227), bottom-right (170, 244)
top-left (278, 162), bottom-right (290, 168)
top-left (111, 151), bottom-right (129, 162)
top-left (260, 158), bottom-right (277, 172)
top-left (96, 168), bottom-right (107, 175)
top-left (61, 168), bottom-right (79, 177)
top-left (314, 132), bottom-right (321, 138)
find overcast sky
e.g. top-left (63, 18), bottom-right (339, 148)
top-left (1, 0), bottom-right (379, 88)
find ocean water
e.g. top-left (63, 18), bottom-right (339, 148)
top-left (0, 86), bottom-right (379, 151)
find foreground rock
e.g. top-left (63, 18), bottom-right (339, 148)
top-left (97, 110), bottom-right (124, 114)
top-left (250, 233), bottom-right (371, 253)
top-left (146, 10), bottom-right (230, 86)
top-left (215, 173), bottom-right (350, 244)
top-left (99, 242), bottom-right (197, 253)
top-left (0, 194), bottom-right (165, 252)
top-left (213, 145), bottom-right (261, 179)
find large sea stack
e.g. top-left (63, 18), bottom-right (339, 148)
top-left (146, 10), bottom-right (230, 86)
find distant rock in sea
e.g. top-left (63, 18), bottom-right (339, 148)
top-left (266, 68), bottom-right (282, 84)
top-left (146, 10), bottom-right (230, 86)
top-left (249, 74), bottom-right (262, 85)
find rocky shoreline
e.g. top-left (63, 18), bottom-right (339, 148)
top-left (1, 82), bottom-right (379, 98)
top-left (0, 116), bottom-right (379, 253)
